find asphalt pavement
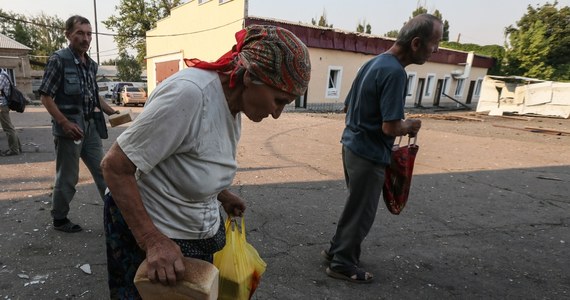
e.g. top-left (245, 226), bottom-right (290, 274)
top-left (0, 105), bottom-right (569, 300)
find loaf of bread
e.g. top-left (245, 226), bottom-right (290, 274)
top-left (108, 109), bottom-right (132, 127)
top-left (134, 257), bottom-right (219, 300)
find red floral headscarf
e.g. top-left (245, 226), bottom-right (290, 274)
top-left (184, 25), bottom-right (311, 96)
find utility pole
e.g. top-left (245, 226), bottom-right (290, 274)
top-left (93, 0), bottom-right (100, 64)
top-left (456, 33), bottom-right (461, 43)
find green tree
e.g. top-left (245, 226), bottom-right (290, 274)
top-left (385, 5), bottom-right (506, 75)
top-left (30, 13), bottom-right (67, 61)
top-left (103, 0), bottom-right (184, 66)
top-left (411, 6), bottom-right (427, 16)
top-left (504, 20), bottom-right (554, 79)
top-left (442, 41), bottom-right (505, 75)
top-left (116, 52), bottom-right (142, 82)
top-left (12, 22), bottom-right (33, 49)
top-left (356, 19), bottom-right (371, 34)
top-left (503, 2), bottom-right (570, 81)
top-left (0, 10), bottom-right (66, 66)
top-left (385, 6), bottom-right (450, 41)
top-left (311, 9), bottom-right (333, 28)
top-left (432, 10), bottom-right (450, 41)
top-left (101, 58), bottom-right (118, 66)
top-left (384, 30), bottom-right (399, 38)
top-left (0, 10), bottom-right (21, 38)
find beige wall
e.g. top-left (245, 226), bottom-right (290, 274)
top-left (306, 48), bottom-right (489, 109)
top-left (405, 63), bottom-right (489, 106)
top-left (306, 48), bottom-right (371, 108)
top-left (145, 2), bottom-right (489, 108)
top-left (146, 0), bottom-right (246, 92)
top-left (0, 49), bottom-right (33, 99)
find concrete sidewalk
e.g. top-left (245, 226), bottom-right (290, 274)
top-left (0, 107), bottom-right (569, 299)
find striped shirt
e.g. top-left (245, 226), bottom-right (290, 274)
top-left (0, 71), bottom-right (10, 106)
top-left (38, 47), bottom-right (98, 115)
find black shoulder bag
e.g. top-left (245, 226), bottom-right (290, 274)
top-left (1, 74), bottom-right (26, 113)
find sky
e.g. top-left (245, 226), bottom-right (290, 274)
top-left (1, 0), bottom-right (568, 62)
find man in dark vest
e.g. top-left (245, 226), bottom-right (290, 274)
top-left (39, 15), bottom-right (118, 233)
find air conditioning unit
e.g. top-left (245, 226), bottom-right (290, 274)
top-left (451, 69), bottom-right (464, 77)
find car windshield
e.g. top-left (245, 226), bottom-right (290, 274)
top-left (126, 87), bottom-right (143, 92)
top-left (116, 84), bottom-right (132, 90)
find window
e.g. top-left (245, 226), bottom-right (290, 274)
top-left (406, 73), bottom-right (416, 97)
top-left (198, 0), bottom-right (211, 4)
top-left (454, 78), bottom-right (465, 97)
top-left (126, 87), bottom-right (144, 92)
top-left (441, 75), bottom-right (451, 97)
top-left (326, 66), bottom-right (343, 98)
top-left (424, 74), bottom-right (436, 98)
top-left (219, 0), bottom-right (232, 3)
top-left (474, 78), bottom-right (483, 97)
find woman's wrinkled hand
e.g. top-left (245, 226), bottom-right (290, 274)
top-left (218, 190), bottom-right (246, 217)
top-left (141, 231), bottom-right (186, 285)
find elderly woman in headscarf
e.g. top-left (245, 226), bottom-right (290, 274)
top-left (100, 25), bottom-right (311, 299)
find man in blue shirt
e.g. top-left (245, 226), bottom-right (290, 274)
top-left (324, 14), bottom-right (443, 283)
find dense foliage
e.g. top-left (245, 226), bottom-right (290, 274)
top-left (356, 20), bottom-right (372, 34)
top-left (0, 10), bottom-right (66, 67)
top-left (103, 0), bottom-right (185, 66)
top-left (116, 52), bottom-right (142, 82)
top-left (442, 42), bottom-right (505, 75)
top-left (311, 9), bottom-right (333, 28)
top-left (502, 2), bottom-right (570, 81)
top-left (387, 3), bottom-right (569, 81)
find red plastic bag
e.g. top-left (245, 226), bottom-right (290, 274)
top-left (214, 217), bottom-right (267, 300)
top-left (383, 136), bottom-right (419, 215)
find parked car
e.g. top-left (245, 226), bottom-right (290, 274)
top-left (111, 82), bottom-right (134, 105)
top-left (119, 86), bottom-right (147, 106)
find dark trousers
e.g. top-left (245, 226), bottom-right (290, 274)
top-left (329, 146), bottom-right (385, 270)
top-left (0, 105), bottom-right (21, 153)
top-left (51, 119), bottom-right (105, 220)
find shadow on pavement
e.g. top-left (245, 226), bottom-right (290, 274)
top-left (0, 165), bottom-right (568, 299)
